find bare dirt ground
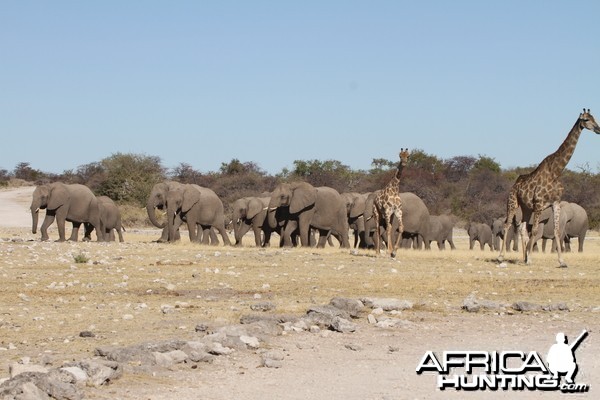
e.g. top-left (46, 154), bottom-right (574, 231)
top-left (0, 186), bottom-right (599, 399)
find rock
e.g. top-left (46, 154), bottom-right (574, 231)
top-left (188, 350), bottom-right (215, 363)
top-left (79, 330), bottom-right (95, 338)
top-left (60, 366), bottom-right (88, 383)
top-left (542, 302), bottom-right (569, 311)
top-left (512, 301), bottom-right (542, 312)
top-left (309, 325), bottom-right (320, 334)
top-left (367, 314), bottom-right (377, 324)
top-left (205, 342), bottom-right (234, 356)
top-left (240, 335), bottom-right (260, 349)
top-left (153, 350), bottom-right (188, 367)
top-left (68, 360), bottom-right (122, 387)
top-left (330, 316), bottom-right (357, 333)
top-left (361, 297), bottom-right (413, 311)
top-left (306, 305), bottom-right (351, 327)
top-left (261, 350), bottom-right (284, 368)
top-left (250, 301), bottom-right (276, 312)
top-left (329, 297), bottom-right (364, 318)
top-left (462, 294), bottom-right (503, 313)
top-left (9, 363), bottom-right (49, 378)
top-left (344, 343), bottom-right (362, 351)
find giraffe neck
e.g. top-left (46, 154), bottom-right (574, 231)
top-left (541, 118), bottom-right (583, 177)
top-left (385, 163), bottom-right (404, 193)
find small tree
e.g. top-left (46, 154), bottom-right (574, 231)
top-left (97, 153), bottom-right (166, 205)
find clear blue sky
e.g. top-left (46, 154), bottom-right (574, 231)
top-left (2, 1), bottom-right (600, 175)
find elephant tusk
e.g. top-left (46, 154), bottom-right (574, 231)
top-left (268, 207), bottom-right (278, 211)
top-left (35, 208), bottom-right (40, 213)
top-left (262, 207), bottom-right (269, 211)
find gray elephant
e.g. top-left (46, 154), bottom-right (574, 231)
top-left (31, 182), bottom-right (103, 242)
top-left (428, 215), bottom-right (456, 250)
top-left (166, 184), bottom-right (231, 246)
top-left (562, 202), bottom-right (588, 252)
top-left (84, 196), bottom-right (124, 242)
top-left (341, 192), bottom-right (370, 248)
top-left (492, 217), bottom-right (519, 252)
top-left (467, 222), bottom-right (493, 251)
top-left (146, 181), bottom-right (183, 242)
top-left (363, 192), bottom-right (431, 250)
top-left (536, 202), bottom-right (587, 253)
top-left (231, 196), bottom-right (274, 247)
top-left (267, 182), bottom-right (350, 248)
top-left (529, 204), bottom-right (567, 252)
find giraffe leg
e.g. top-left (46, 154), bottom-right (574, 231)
top-left (498, 194), bottom-right (517, 262)
top-left (553, 201), bottom-right (567, 268)
top-left (391, 209), bottom-right (403, 258)
top-left (519, 222), bottom-right (528, 263)
top-left (526, 210), bottom-right (541, 265)
top-left (373, 205), bottom-right (381, 256)
top-left (385, 213), bottom-right (394, 257)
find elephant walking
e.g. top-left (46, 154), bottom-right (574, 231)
top-left (535, 202), bottom-right (588, 253)
top-left (231, 196), bottom-right (275, 247)
top-left (341, 192), bottom-right (370, 248)
top-left (167, 184), bottom-right (231, 246)
top-left (84, 196), bottom-right (124, 242)
top-left (467, 222), bottom-right (493, 251)
top-left (492, 217), bottom-right (519, 252)
top-left (428, 215), bottom-right (456, 250)
top-left (267, 182), bottom-right (350, 248)
top-left (31, 182), bottom-right (103, 242)
top-left (146, 181), bottom-right (183, 242)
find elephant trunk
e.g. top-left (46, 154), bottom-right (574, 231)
top-left (267, 207), bottom-right (278, 229)
top-left (31, 207), bottom-right (39, 234)
top-left (167, 203), bottom-right (178, 242)
top-left (146, 198), bottom-right (166, 229)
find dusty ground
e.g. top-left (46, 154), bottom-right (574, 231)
top-left (0, 186), bottom-right (599, 399)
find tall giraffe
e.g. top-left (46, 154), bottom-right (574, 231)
top-left (498, 109), bottom-right (600, 267)
top-left (373, 148), bottom-right (410, 257)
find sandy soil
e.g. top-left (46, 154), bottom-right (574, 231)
top-left (0, 187), bottom-right (598, 399)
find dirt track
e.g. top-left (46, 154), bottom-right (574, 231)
top-left (0, 187), bottom-right (598, 399)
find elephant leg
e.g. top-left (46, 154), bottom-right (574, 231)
top-left (55, 210), bottom-right (68, 242)
top-left (252, 225), bottom-right (262, 247)
top-left (117, 228), bottom-right (124, 242)
top-left (70, 222), bottom-right (82, 242)
top-left (215, 225), bottom-right (230, 246)
top-left (526, 212), bottom-right (543, 265)
top-left (210, 227), bottom-right (221, 245)
top-left (316, 230), bottom-right (328, 248)
top-left (83, 222), bottom-right (94, 241)
top-left (40, 213), bottom-right (55, 241)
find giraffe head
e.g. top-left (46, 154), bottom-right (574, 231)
top-left (579, 108), bottom-right (600, 134)
top-left (399, 148), bottom-right (410, 166)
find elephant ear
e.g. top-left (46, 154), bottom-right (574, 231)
top-left (182, 186), bottom-right (200, 213)
top-left (247, 198), bottom-right (264, 219)
top-left (289, 182), bottom-right (317, 214)
top-left (47, 184), bottom-right (69, 210)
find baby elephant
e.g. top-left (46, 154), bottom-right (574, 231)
top-left (467, 222), bottom-right (493, 251)
top-left (84, 196), bottom-right (125, 242)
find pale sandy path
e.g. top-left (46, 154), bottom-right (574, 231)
top-left (0, 186), bottom-right (36, 228)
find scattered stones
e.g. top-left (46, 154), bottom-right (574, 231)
top-left (250, 301), bottom-right (276, 312)
top-left (361, 297), bottom-right (413, 311)
top-left (330, 316), bottom-right (357, 333)
top-left (462, 294), bottom-right (504, 313)
top-left (261, 350), bottom-right (285, 369)
top-left (329, 297), bottom-right (364, 318)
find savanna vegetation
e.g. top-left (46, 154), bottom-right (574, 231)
top-left (2, 151), bottom-right (600, 229)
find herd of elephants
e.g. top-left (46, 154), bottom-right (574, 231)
top-left (28, 109), bottom-right (600, 267)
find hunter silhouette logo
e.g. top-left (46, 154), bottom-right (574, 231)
top-left (416, 330), bottom-right (589, 393)
top-left (547, 330), bottom-right (588, 384)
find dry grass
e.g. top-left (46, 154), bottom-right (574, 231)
top-left (1, 227), bottom-right (599, 366)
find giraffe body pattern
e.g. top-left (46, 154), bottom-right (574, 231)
top-left (499, 109), bottom-right (600, 267)
top-left (373, 149), bottom-right (409, 257)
